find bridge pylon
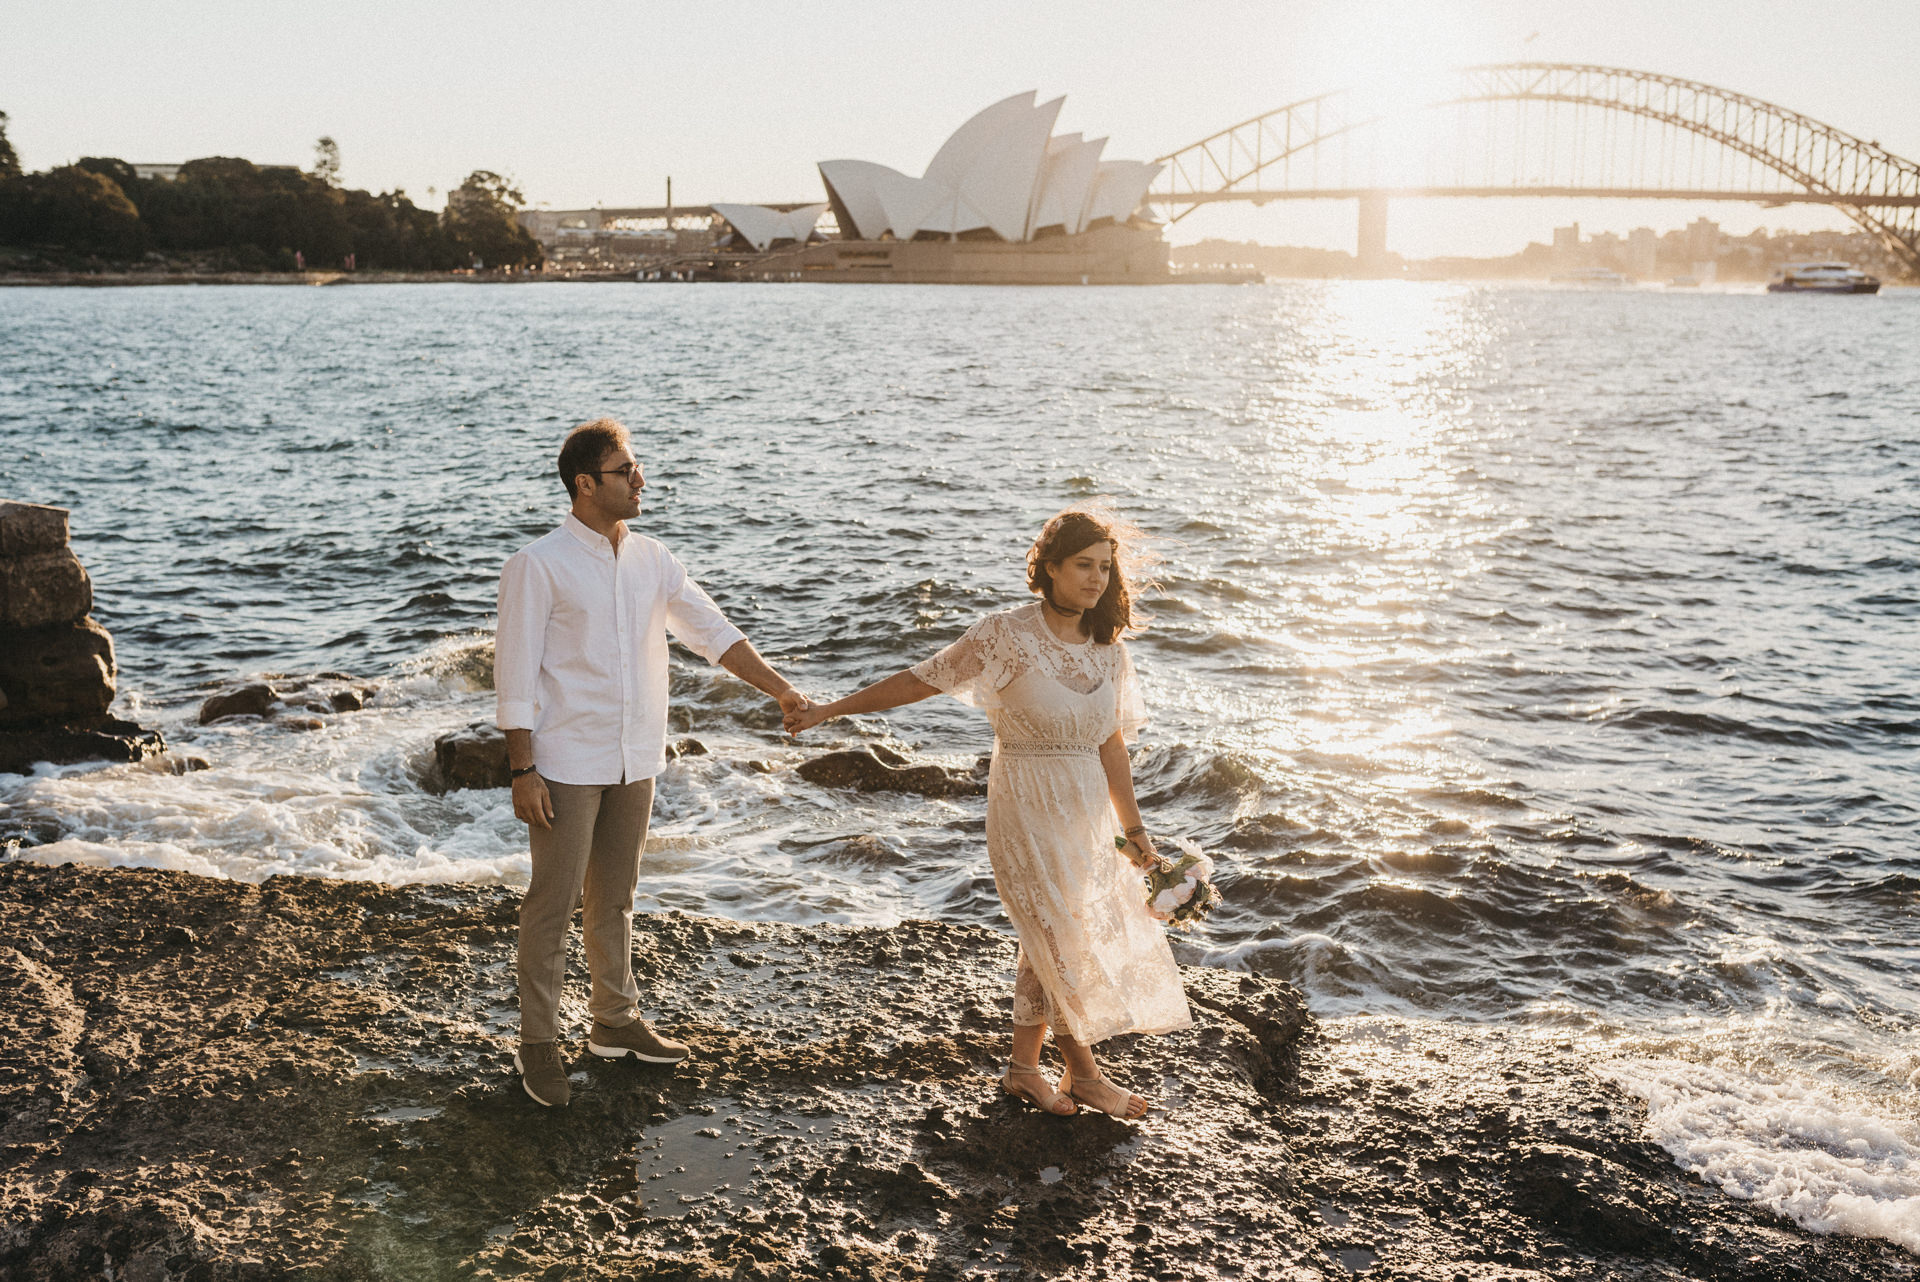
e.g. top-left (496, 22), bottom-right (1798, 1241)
top-left (1357, 192), bottom-right (1389, 276)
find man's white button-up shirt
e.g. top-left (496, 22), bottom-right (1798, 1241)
top-left (495, 514), bottom-right (746, 785)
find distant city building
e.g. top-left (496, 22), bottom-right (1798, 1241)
top-left (124, 161), bottom-right (295, 182)
top-left (1552, 223), bottom-right (1580, 257)
top-left (1627, 227), bottom-right (1658, 278)
top-left (1685, 217), bottom-right (1722, 262)
top-left (817, 92), bottom-right (1163, 244)
top-left (515, 206), bottom-right (721, 271)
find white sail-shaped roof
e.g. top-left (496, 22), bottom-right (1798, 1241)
top-left (1083, 160), bottom-right (1163, 228)
top-left (817, 160), bottom-right (901, 240)
top-left (953, 95), bottom-right (1062, 241)
top-left (922, 91), bottom-right (1038, 191)
top-left (712, 203), bottom-right (827, 251)
top-left (872, 170), bottom-right (954, 241)
top-left (1029, 133), bottom-right (1107, 236)
top-left (803, 92), bottom-right (1161, 245)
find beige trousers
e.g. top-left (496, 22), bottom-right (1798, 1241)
top-left (517, 777), bottom-right (654, 1044)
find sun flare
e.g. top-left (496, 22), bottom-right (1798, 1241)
top-left (1305, 1), bottom-right (1494, 184)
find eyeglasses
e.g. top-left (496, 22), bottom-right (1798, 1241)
top-left (588, 463), bottom-right (643, 485)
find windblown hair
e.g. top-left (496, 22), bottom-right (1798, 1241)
top-left (1025, 506), bottom-right (1151, 645)
top-left (557, 418), bottom-right (631, 499)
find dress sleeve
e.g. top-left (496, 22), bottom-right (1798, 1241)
top-left (1113, 640), bottom-right (1148, 744)
top-left (910, 613), bottom-right (1021, 710)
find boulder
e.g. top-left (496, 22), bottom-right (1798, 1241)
top-left (0, 549), bottom-right (91, 629)
top-left (0, 500), bottom-right (165, 772)
top-left (198, 682), bottom-right (276, 723)
top-left (796, 746), bottom-right (986, 797)
top-left (0, 618), bottom-right (115, 726)
top-left (0, 716), bottom-right (166, 775)
top-left (430, 721), bottom-right (511, 792)
top-left (0, 500), bottom-right (69, 556)
top-left (197, 675), bottom-right (376, 724)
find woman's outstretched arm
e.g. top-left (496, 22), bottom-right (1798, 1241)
top-left (1100, 730), bottom-right (1159, 869)
top-left (787, 669), bottom-right (939, 734)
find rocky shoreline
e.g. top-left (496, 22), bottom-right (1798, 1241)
top-left (0, 862), bottom-right (1910, 1281)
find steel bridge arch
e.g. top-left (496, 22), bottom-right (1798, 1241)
top-left (1151, 63), bottom-right (1920, 275)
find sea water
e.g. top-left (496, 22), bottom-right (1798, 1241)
top-left (1, 280), bottom-right (1915, 1248)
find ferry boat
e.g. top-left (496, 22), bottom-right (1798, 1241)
top-left (1765, 262), bottom-right (1881, 294)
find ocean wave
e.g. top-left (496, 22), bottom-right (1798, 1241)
top-left (1605, 1058), bottom-right (1920, 1254)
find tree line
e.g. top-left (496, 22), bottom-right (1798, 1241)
top-left (0, 115), bottom-right (542, 271)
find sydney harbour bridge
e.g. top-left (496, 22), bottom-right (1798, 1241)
top-left (1148, 63), bottom-right (1920, 276)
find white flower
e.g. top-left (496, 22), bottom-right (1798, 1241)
top-left (1172, 879), bottom-right (1196, 905)
top-left (1186, 855), bottom-right (1215, 882)
top-left (1152, 888), bottom-right (1182, 913)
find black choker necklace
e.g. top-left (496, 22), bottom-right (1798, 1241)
top-left (1043, 598), bottom-right (1082, 619)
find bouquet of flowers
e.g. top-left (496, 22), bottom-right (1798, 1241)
top-left (1118, 834), bottom-right (1220, 929)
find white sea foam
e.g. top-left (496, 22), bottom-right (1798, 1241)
top-left (1, 673), bottom-right (984, 929)
top-left (1605, 1057), bottom-right (1920, 1254)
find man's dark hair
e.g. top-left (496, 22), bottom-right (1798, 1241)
top-left (557, 418), bottom-right (630, 499)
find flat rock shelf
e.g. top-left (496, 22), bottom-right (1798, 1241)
top-left (0, 862), bottom-right (1909, 1282)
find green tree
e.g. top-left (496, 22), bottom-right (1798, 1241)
top-left (311, 136), bottom-right (341, 187)
top-left (138, 156), bottom-right (349, 264)
top-left (443, 169), bottom-right (542, 268)
top-left (76, 157), bottom-right (139, 192)
top-left (0, 111), bottom-right (20, 182)
top-left (0, 165), bottom-right (145, 253)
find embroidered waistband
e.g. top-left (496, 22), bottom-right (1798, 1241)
top-left (995, 739), bottom-right (1099, 758)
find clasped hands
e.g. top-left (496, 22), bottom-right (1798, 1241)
top-left (781, 688), bottom-right (831, 737)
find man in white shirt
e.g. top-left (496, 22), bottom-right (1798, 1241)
top-left (495, 417), bottom-right (807, 1108)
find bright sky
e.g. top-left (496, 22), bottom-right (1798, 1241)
top-left (9, 1), bottom-right (1920, 258)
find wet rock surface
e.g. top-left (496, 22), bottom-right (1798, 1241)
top-left (796, 746), bottom-right (987, 798)
top-left (0, 715), bottom-right (169, 776)
top-left (197, 674), bottom-right (379, 725)
top-left (0, 861), bottom-right (1909, 1282)
top-left (431, 720), bottom-right (513, 791)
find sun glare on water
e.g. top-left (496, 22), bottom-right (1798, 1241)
top-left (1239, 283), bottom-right (1504, 786)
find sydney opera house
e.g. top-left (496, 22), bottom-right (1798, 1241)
top-left (710, 92), bottom-right (1170, 284)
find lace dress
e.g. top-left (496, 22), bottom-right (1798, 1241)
top-left (911, 603), bottom-right (1192, 1045)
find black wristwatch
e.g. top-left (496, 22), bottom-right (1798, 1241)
top-left (510, 764), bottom-right (540, 779)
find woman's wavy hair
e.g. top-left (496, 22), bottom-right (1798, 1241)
top-left (1025, 506), bottom-right (1153, 645)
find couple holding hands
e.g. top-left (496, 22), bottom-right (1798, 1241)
top-left (496, 419), bottom-right (1191, 1117)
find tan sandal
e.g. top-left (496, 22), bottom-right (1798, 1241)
top-left (1060, 1066), bottom-right (1149, 1120)
top-left (1001, 1062), bottom-right (1077, 1115)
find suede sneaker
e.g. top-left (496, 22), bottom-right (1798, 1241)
top-left (587, 1019), bottom-right (689, 1064)
top-left (514, 1041), bottom-right (571, 1107)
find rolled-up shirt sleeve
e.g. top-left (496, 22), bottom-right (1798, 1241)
top-left (661, 550), bottom-right (747, 664)
top-left (495, 549), bottom-right (550, 730)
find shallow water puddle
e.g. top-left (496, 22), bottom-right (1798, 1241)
top-left (603, 1106), bottom-right (846, 1220)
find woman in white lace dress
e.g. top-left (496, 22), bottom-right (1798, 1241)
top-left (788, 509), bottom-right (1191, 1119)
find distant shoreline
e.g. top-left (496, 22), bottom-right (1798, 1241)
top-left (0, 270), bottom-right (631, 287)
